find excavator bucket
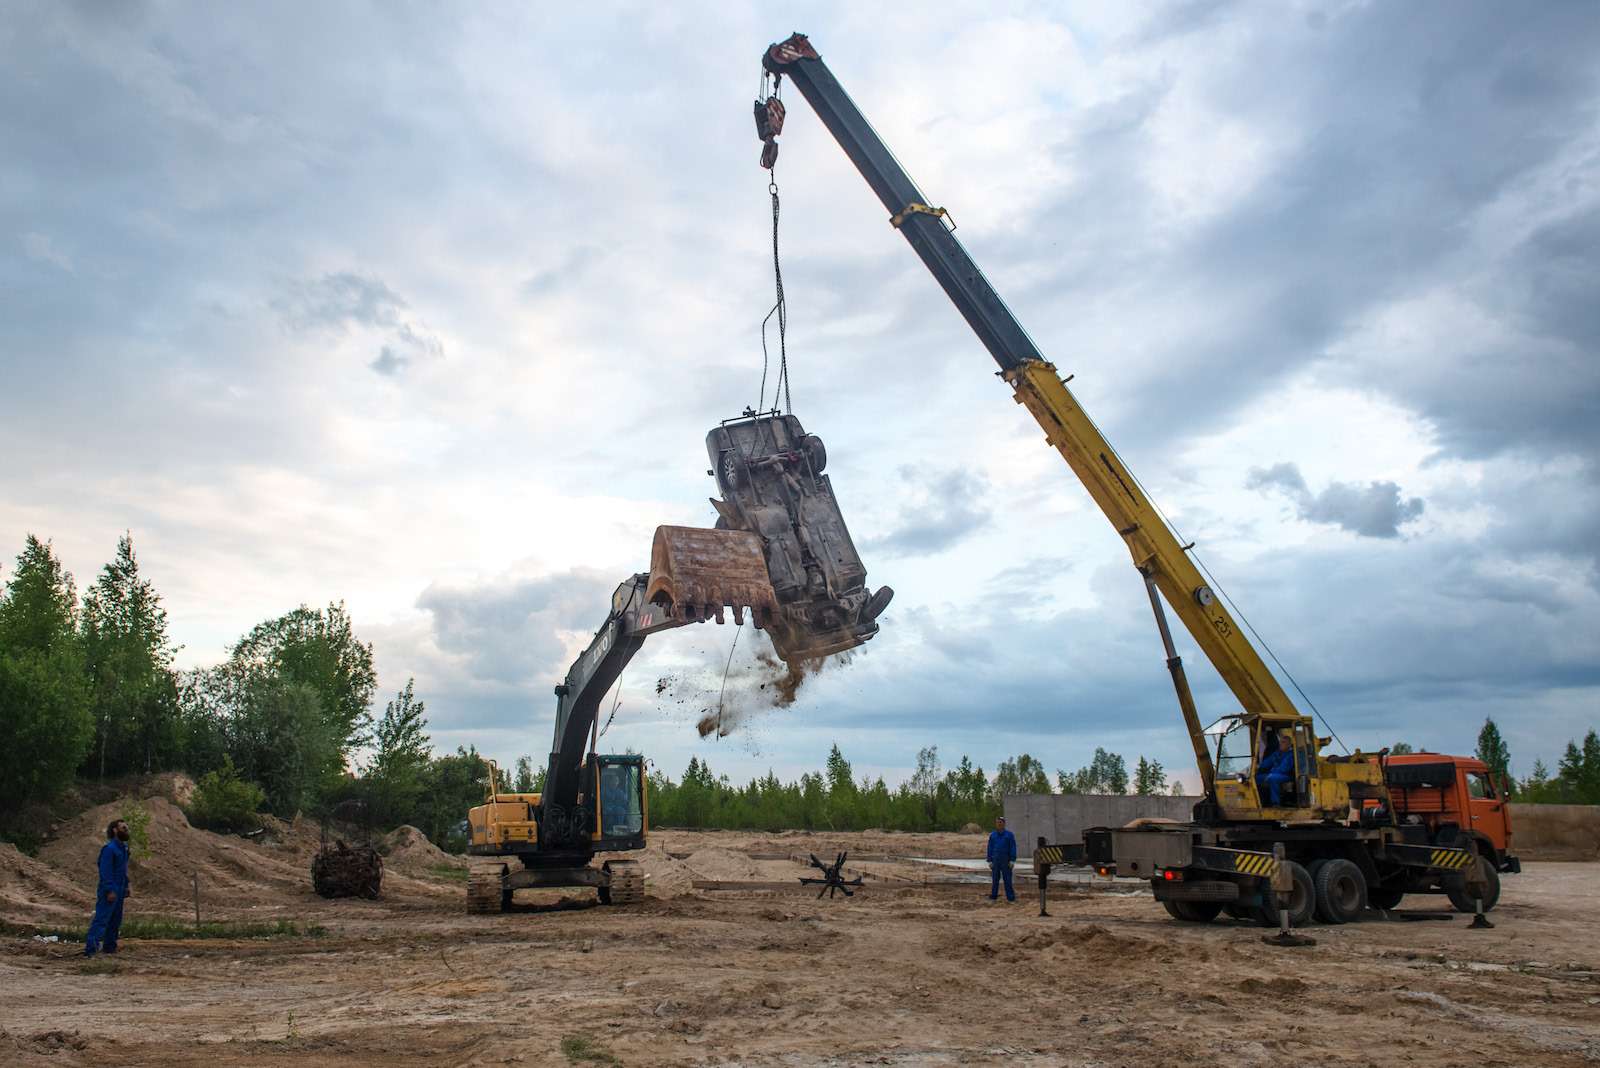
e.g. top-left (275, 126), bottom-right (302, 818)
top-left (646, 526), bottom-right (779, 627)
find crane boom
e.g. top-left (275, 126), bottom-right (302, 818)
top-left (763, 33), bottom-right (1311, 799)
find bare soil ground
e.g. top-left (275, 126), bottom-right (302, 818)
top-left (2, 814), bottom-right (1597, 1067)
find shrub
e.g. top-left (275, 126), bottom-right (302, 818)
top-left (188, 757), bottom-right (266, 832)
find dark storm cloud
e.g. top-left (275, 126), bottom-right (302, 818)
top-left (1003, 1), bottom-right (1600, 467)
top-left (1247, 462), bottom-right (1424, 539)
top-left (865, 467), bottom-right (993, 557)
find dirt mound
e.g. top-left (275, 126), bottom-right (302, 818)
top-left (682, 847), bottom-right (766, 881)
top-left (630, 844), bottom-right (695, 897)
top-left (382, 825), bottom-right (464, 874)
top-left (0, 842), bottom-right (91, 923)
top-left (27, 794), bottom-right (455, 918)
top-left (960, 822), bottom-right (983, 834)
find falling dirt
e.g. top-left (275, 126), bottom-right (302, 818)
top-left (685, 637), bottom-right (857, 738)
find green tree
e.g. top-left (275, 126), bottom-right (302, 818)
top-left (513, 754), bottom-right (544, 794)
top-left (1475, 717), bottom-right (1513, 795)
top-left (825, 744), bottom-right (855, 798)
top-left (80, 534), bottom-right (180, 777)
top-left (228, 602), bottom-right (377, 753)
top-left (1133, 756), bottom-right (1167, 796)
top-left (1389, 742), bottom-right (1414, 755)
top-left (187, 756), bottom-right (267, 832)
top-left (366, 679), bottom-right (432, 827)
top-left (993, 753), bottom-right (1051, 799)
top-left (414, 746), bottom-right (491, 849)
top-left (1059, 748), bottom-right (1128, 794)
top-left (0, 536), bottom-right (93, 811)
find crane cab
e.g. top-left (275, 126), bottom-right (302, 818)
top-left (1208, 714), bottom-right (1387, 821)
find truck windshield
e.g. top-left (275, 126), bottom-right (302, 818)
top-left (600, 763), bottom-right (643, 838)
top-left (1216, 720), bottom-right (1253, 778)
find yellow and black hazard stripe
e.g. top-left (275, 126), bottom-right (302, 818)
top-left (1035, 845), bottom-right (1065, 866)
top-left (1429, 847), bottom-right (1474, 870)
top-left (1232, 852), bottom-right (1278, 878)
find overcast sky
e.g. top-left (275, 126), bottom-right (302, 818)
top-left (3, 1), bottom-right (1597, 791)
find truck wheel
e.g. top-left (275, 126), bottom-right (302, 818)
top-left (1161, 899), bottom-right (1223, 923)
top-left (1252, 860), bottom-right (1315, 927)
top-left (1445, 856), bottom-right (1501, 913)
top-left (1368, 885), bottom-right (1404, 910)
top-left (1313, 858), bottom-right (1366, 924)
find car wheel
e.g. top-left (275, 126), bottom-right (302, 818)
top-left (802, 434), bottom-right (826, 473)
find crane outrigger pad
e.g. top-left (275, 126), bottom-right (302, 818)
top-left (646, 526), bottom-right (780, 627)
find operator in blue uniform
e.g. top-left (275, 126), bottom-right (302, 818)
top-left (1256, 732), bottom-right (1298, 806)
top-left (85, 818), bottom-right (130, 957)
top-left (986, 815), bottom-right (1017, 903)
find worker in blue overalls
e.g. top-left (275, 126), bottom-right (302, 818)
top-left (85, 818), bottom-right (130, 957)
top-left (986, 815), bottom-right (1017, 903)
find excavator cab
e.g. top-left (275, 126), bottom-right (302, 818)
top-left (589, 754), bottom-right (646, 848)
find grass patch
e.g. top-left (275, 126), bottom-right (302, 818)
top-left (428, 864), bottom-right (469, 882)
top-left (560, 1034), bottom-right (621, 1065)
top-left (4, 917), bottom-right (326, 941)
top-left (79, 958), bottom-right (120, 975)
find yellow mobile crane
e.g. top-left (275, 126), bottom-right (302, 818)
top-left (758, 33), bottom-right (1491, 927)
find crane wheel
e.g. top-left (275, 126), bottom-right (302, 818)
top-left (1445, 855), bottom-right (1501, 913)
top-left (467, 861), bottom-right (509, 914)
top-left (1254, 860), bottom-right (1315, 927)
top-left (1161, 899), bottom-right (1223, 923)
top-left (1313, 858), bottom-right (1366, 925)
top-left (600, 860), bottom-right (644, 906)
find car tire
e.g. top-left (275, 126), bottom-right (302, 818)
top-left (1313, 858), bottom-right (1366, 925)
top-left (802, 434), bottom-right (826, 473)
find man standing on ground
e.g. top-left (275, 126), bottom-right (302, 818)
top-left (986, 815), bottom-right (1017, 903)
top-left (85, 819), bottom-right (130, 957)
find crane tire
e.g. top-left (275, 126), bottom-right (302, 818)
top-left (1313, 858), bottom-right (1366, 924)
top-left (1256, 860), bottom-right (1315, 927)
top-left (1161, 899), bottom-right (1223, 923)
top-left (1445, 855), bottom-right (1501, 913)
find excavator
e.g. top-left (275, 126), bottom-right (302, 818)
top-left (466, 411), bottom-right (892, 911)
top-left (756, 33), bottom-right (1496, 928)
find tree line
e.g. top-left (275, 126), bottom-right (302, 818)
top-left (5, 533), bottom-right (1593, 854)
top-left (0, 534), bottom-right (489, 849)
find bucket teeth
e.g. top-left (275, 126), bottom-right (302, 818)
top-left (646, 526), bottom-right (780, 626)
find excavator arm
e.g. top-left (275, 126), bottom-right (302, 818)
top-left (761, 33), bottom-right (1330, 805)
top-left (539, 526), bottom-right (779, 849)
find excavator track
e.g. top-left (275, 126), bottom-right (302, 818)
top-left (467, 860), bottom-right (508, 914)
top-left (601, 860), bottom-right (644, 905)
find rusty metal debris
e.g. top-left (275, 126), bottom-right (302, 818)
top-left (311, 840), bottom-right (383, 899)
top-left (799, 851), bottom-right (864, 899)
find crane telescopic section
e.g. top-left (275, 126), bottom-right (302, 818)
top-left (761, 32), bottom-right (1381, 820)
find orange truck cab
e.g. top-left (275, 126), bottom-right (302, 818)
top-left (1383, 753), bottom-right (1521, 874)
